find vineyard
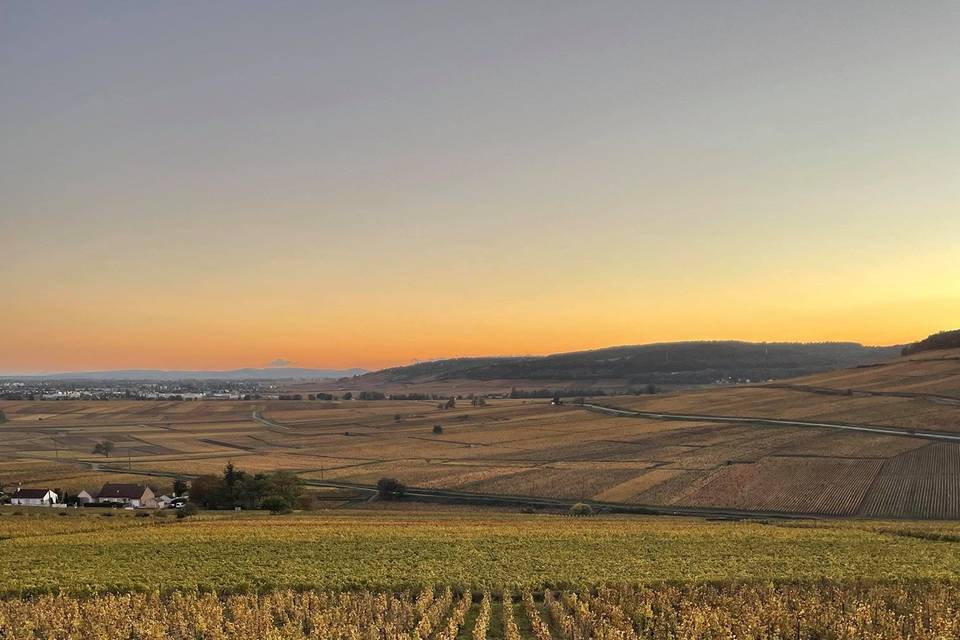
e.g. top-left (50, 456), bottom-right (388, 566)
top-left (859, 443), bottom-right (960, 519)
top-left (3, 349), bottom-right (960, 522)
top-left (681, 457), bottom-right (883, 515)
top-left (4, 509), bottom-right (960, 597)
top-left (4, 583), bottom-right (960, 639)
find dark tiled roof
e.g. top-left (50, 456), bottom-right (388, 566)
top-left (12, 488), bottom-right (53, 499)
top-left (98, 483), bottom-right (147, 499)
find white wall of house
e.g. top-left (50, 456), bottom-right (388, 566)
top-left (11, 497), bottom-right (44, 506)
top-left (11, 490), bottom-right (58, 506)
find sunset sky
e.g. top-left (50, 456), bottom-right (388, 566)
top-left (2, 2), bottom-right (958, 374)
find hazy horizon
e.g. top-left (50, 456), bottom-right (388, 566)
top-left (0, 335), bottom-right (911, 377)
top-left (3, 2), bottom-right (958, 373)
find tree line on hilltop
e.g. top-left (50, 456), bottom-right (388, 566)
top-left (902, 330), bottom-right (960, 356)
top-left (367, 341), bottom-right (899, 385)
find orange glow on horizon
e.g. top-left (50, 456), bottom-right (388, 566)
top-left (3, 3), bottom-right (958, 374)
top-left (3, 286), bottom-right (957, 373)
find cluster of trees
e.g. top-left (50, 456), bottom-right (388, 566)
top-left (507, 387), bottom-right (662, 399)
top-left (277, 393), bottom-right (339, 401)
top-left (433, 395), bottom-right (488, 409)
top-left (189, 463), bottom-right (305, 513)
top-left (171, 477), bottom-right (188, 496)
top-left (569, 502), bottom-right (595, 516)
top-left (902, 329), bottom-right (960, 356)
top-left (509, 387), bottom-right (608, 399)
top-left (92, 440), bottom-right (115, 457)
top-left (357, 391), bottom-right (386, 400)
top-left (376, 477), bottom-right (406, 500)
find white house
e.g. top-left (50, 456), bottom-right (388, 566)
top-left (76, 489), bottom-right (96, 504)
top-left (10, 488), bottom-right (58, 506)
top-left (96, 483), bottom-right (157, 508)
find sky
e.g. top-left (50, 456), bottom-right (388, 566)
top-left (2, 1), bottom-right (958, 373)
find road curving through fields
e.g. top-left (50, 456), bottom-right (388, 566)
top-left (580, 402), bottom-right (960, 443)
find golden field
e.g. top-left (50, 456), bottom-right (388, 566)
top-left (4, 508), bottom-right (960, 595)
top-left (3, 508), bottom-right (960, 638)
top-left (5, 584), bottom-right (960, 639)
top-left (2, 350), bottom-right (960, 518)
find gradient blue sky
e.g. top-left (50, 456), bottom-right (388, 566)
top-left (2, 2), bottom-right (958, 372)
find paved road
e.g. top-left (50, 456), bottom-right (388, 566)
top-left (755, 383), bottom-right (960, 406)
top-left (580, 403), bottom-right (960, 443)
top-left (251, 410), bottom-right (293, 431)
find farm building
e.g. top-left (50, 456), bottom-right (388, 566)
top-left (10, 488), bottom-right (58, 506)
top-left (76, 489), bottom-right (96, 504)
top-left (96, 483), bottom-right (157, 508)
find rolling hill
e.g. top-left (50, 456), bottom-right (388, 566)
top-left (902, 328), bottom-right (960, 356)
top-left (343, 341), bottom-right (900, 392)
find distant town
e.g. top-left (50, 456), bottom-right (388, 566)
top-left (0, 379), bottom-right (280, 401)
